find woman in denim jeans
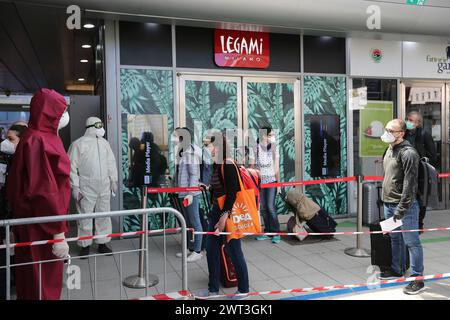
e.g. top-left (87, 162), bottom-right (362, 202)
top-left (250, 126), bottom-right (281, 244)
top-left (197, 133), bottom-right (249, 299)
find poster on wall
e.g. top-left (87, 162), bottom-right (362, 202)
top-left (359, 101), bottom-right (393, 157)
top-left (307, 114), bottom-right (341, 177)
top-left (126, 114), bottom-right (168, 187)
top-left (350, 86), bottom-right (367, 110)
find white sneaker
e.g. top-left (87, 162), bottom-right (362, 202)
top-left (186, 251), bottom-right (203, 263)
top-left (175, 252), bottom-right (192, 258)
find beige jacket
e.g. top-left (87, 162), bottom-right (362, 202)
top-left (286, 188), bottom-right (320, 221)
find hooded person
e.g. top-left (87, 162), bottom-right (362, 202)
top-left (68, 116), bottom-right (118, 257)
top-left (6, 88), bottom-right (71, 300)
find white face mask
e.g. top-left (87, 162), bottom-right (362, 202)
top-left (96, 128), bottom-right (105, 138)
top-left (269, 136), bottom-right (276, 144)
top-left (380, 131), bottom-right (396, 144)
top-left (0, 139), bottom-right (16, 155)
top-left (58, 111), bottom-right (70, 130)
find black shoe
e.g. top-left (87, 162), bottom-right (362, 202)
top-left (378, 270), bottom-right (403, 280)
top-left (403, 280), bottom-right (425, 295)
top-left (98, 244), bottom-right (113, 255)
top-left (79, 246), bottom-right (90, 259)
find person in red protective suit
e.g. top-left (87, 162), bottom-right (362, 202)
top-left (6, 88), bottom-right (71, 300)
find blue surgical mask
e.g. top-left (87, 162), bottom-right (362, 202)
top-left (406, 121), bottom-right (415, 130)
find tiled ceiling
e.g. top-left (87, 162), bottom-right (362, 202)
top-left (0, 1), bottom-right (100, 95)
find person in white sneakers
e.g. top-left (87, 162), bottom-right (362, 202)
top-left (173, 127), bottom-right (203, 263)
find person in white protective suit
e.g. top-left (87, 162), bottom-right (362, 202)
top-left (68, 117), bottom-right (118, 258)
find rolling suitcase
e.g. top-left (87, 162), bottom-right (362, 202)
top-left (220, 242), bottom-right (238, 288)
top-left (369, 200), bottom-right (410, 272)
top-left (363, 182), bottom-right (383, 226)
top-left (306, 209), bottom-right (337, 239)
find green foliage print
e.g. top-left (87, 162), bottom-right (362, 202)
top-left (185, 80), bottom-right (238, 143)
top-left (120, 68), bottom-right (175, 231)
top-left (246, 82), bottom-right (296, 215)
top-left (303, 76), bottom-right (348, 216)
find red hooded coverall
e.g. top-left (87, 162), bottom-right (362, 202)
top-left (7, 88), bottom-right (71, 300)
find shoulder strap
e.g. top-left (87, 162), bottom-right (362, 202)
top-left (221, 159), bottom-right (245, 191)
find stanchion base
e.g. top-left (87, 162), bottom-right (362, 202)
top-left (344, 247), bottom-right (371, 258)
top-left (123, 274), bottom-right (159, 288)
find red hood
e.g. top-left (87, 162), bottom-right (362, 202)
top-left (28, 88), bottom-right (67, 133)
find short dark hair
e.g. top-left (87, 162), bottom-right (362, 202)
top-left (259, 126), bottom-right (272, 137)
top-left (8, 124), bottom-right (27, 137)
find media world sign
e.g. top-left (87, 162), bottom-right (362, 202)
top-left (214, 29), bottom-right (270, 68)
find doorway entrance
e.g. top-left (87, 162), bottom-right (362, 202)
top-left (178, 74), bottom-right (302, 182)
top-left (401, 81), bottom-right (450, 210)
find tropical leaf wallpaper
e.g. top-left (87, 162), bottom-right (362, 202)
top-left (303, 76), bottom-right (348, 216)
top-left (185, 80), bottom-right (238, 144)
top-left (120, 68), bottom-right (175, 231)
top-left (246, 82), bottom-right (296, 215)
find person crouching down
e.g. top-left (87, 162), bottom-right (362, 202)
top-left (379, 119), bottom-right (425, 295)
top-left (68, 117), bottom-right (118, 258)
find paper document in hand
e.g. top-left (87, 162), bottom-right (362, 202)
top-left (380, 217), bottom-right (403, 232)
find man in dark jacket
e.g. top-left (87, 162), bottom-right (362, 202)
top-left (379, 119), bottom-right (424, 295)
top-left (405, 111), bottom-right (437, 232)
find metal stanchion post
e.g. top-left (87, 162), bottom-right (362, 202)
top-left (345, 175), bottom-right (371, 257)
top-left (123, 186), bottom-right (159, 288)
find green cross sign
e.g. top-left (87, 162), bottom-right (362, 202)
top-left (406, 0), bottom-right (426, 5)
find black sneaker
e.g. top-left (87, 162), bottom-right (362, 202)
top-left (378, 270), bottom-right (403, 280)
top-left (98, 243), bottom-right (113, 255)
top-left (403, 280), bottom-right (425, 295)
top-left (79, 246), bottom-right (90, 259)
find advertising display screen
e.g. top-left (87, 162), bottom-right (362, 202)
top-left (307, 114), bottom-right (341, 178)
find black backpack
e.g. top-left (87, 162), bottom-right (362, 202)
top-left (392, 146), bottom-right (439, 208)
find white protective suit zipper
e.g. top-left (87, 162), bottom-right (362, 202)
top-left (96, 137), bottom-right (103, 190)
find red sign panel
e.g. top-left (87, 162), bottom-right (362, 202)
top-left (214, 29), bottom-right (270, 68)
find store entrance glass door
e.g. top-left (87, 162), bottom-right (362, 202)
top-left (178, 74), bottom-right (301, 180)
top-left (402, 82), bottom-right (446, 210)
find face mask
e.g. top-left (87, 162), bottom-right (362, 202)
top-left (58, 111), bottom-right (70, 130)
top-left (380, 131), bottom-right (396, 144)
top-left (171, 137), bottom-right (179, 145)
top-left (269, 137), bottom-right (276, 144)
top-left (0, 139), bottom-right (16, 155)
top-left (406, 121), bottom-right (415, 130)
top-left (96, 128), bottom-right (105, 138)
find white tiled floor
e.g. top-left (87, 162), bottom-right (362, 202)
top-left (54, 210), bottom-right (450, 300)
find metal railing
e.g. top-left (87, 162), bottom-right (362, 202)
top-left (0, 207), bottom-right (187, 300)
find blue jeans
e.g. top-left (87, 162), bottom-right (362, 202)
top-left (260, 186), bottom-right (279, 233)
top-left (183, 195), bottom-right (202, 252)
top-left (384, 200), bottom-right (424, 276)
top-left (206, 205), bottom-right (249, 293)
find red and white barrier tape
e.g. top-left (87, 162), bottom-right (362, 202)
top-left (195, 272), bottom-right (450, 300)
top-left (134, 290), bottom-right (191, 300)
top-left (144, 172), bottom-right (450, 194)
top-left (261, 176), bottom-right (356, 189)
top-left (193, 227), bottom-right (450, 237)
top-left (3, 225), bottom-right (450, 249)
top-left (0, 227), bottom-right (193, 249)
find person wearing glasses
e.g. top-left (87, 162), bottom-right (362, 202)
top-left (68, 117), bottom-right (118, 258)
top-left (379, 119), bottom-right (424, 295)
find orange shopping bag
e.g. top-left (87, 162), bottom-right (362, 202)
top-left (217, 160), bottom-right (261, 242)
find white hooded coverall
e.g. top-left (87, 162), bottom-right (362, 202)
top-left (68, 117), bottom-right (118, 247)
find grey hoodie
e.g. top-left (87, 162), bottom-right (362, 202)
top-left (382, 140), bottom-right (419, 218)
